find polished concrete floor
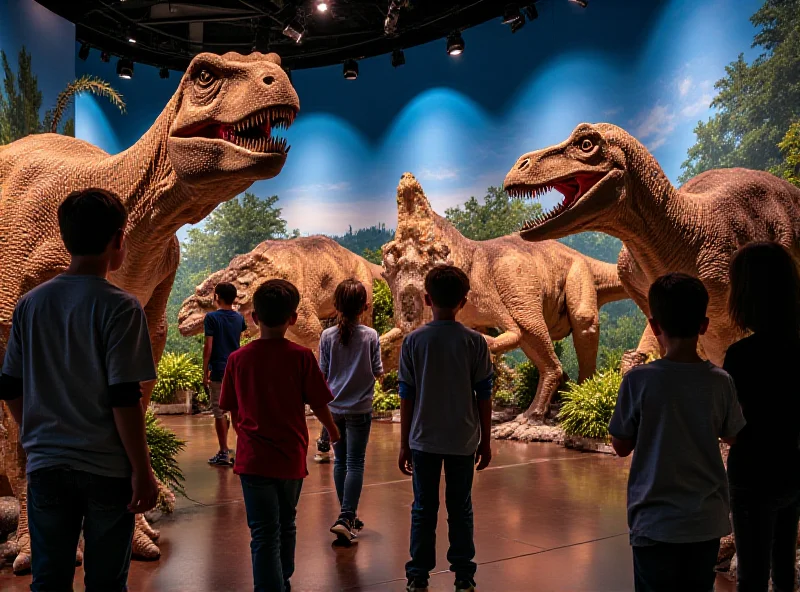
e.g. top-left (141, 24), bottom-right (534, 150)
top-left (0, 415), bottom-right (736, 591)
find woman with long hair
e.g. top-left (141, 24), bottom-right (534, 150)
top-left (724, 241), bottom-right (800, 592)
top-left (318, 278), bottom-right (383, 541)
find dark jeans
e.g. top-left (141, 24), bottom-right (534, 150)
top-left (632, 538), bottom-right (720, 592)
top-left (332, 412), bottom-right (372, 520)
top-left (240, 474), bottom-right (303, 592)
top-left (27, 466), bottom-right (135, 592)
top-left (406, 450), bottom-right (476, 582)
top-left (731, 486), bottom-right (800, 592)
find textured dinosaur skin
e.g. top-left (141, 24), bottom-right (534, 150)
top-left (178, 235), bottom-right (384, 355)
top-left (503, 123), bottom-right (800, 368)
top-left (0, 51), bottom-right (299, 571)
top-left (380, 173), bottom-right (628, 420)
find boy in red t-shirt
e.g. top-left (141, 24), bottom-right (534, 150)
top-left (220, 279), bottom-right (340, 592)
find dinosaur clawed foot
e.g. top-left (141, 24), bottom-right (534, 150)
top-left (132, 514), bottom-right (161, 561)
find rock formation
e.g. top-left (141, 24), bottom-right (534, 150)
top-left (178, 235), bottom-right (384, 355)
top-left (0, 51), bottom-right (299, 571)
top-left (381, 173), bottom-right (629, 420)
top-left (503, 123), bottom-right (800, 367)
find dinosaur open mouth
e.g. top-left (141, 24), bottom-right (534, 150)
top-left (506, 171), bottom-right (608, 230)
top-left (173, 105), bottom-right (296, 154)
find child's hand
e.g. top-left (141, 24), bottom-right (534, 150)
top-left (475, 442), bottom-right (492, 471)
top-left (328, 424), bottom-right (341, 444)
top-left (398, 446), bottom-right (413, 476)
top-left (129, 469), bottom-right (159, 513)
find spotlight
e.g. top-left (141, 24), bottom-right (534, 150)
top-left (100, 51), bottom-right (110, 63)
top-left (569, 0), bottom-right (588, 7)
top-left (116, 58), bottom-right (134, 79)
top-left (391, 49), bottom-right (405, 68)
top-left (159, 67), bottom-right (169, 79)
top-left (78, 43), bottom-right (90, 61)
top-left (502, 4), bottom-right (522, 25)
top-left (343, 59), bottom-right (358, 80)
top-left (446, 31), bottom-right (464, 56)
top-left (523, 4), bottom-right (539, 20)
top-left (511, 18), bottom-right (525, 33)
top-left (283, 19), bottom-right (304, 43)
top-left (316, 1), bottom-right (328, 12)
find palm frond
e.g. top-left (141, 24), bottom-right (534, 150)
top-left (50, 75), bottom-right (126, 133)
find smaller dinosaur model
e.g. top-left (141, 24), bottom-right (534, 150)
top-left (178, 236), bottom-right (384, 355)
top-left (503, 123), bottom-right (800, 367)
top-left (380, 173), bottom-right (628, 420)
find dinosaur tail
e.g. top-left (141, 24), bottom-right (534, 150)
top-left (589, 259), bottom-right (629, 307)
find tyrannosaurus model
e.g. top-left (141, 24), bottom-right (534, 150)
top-left (380, 173), bottom-right (628, 420)
top-left (178, 235), bottom-right (384, 354)
top-left (503, 123), bottom-right (800, 368)
top-left (0, 51), bottom-right (299, 572)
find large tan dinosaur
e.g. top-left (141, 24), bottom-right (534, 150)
top-left (0, 51), bottom-right (298, 572)
top-left (503, 123), bottom-right (800, 367)
top-left (178, 235), bottom-right (384, 354)
top-left (380, 173), bottom-right (628, 420)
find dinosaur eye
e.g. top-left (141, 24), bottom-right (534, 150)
top-left (580, 138), bottom-right (594, 152)
top-left (196, 69), bottom-right (216, 87)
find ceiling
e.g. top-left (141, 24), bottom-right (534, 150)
top-left (34, 0), bottom-right (523, 72)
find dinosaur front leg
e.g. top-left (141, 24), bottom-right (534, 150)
top-left (564, 266), bottom-right (600, 382)
top-left (618, 247), bottom-right (661, 373)
top-left (483, 329), bottom-right (522, 354)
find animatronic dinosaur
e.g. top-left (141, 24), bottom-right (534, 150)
top-left (380, 173), bottom-right (628, 419)
top-left (503, 123), bottom-right (800, 367)
top-left (0, 51), bottom-right (298, 572)
top-left (178, 235), bottom-right (384, 353)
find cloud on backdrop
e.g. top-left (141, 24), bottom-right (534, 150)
top-left (74, 0), bottom-right (762, 236)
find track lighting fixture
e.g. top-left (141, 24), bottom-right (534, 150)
top-left (343, 59), bottom-right (358, 80)
top-left (570, 0), bottom-right (588, 7)
top-left (523, 4), bottom-right (539, 20)
top-left (283, 19), bottom-right (305, 43)
top-left (391, 49), bottom-right (405, 68)
top-left (116, 58), bottom-right (134, 79)
top-left (159, 67), bottom-right (169, 79)
top-left (502, 4), bottom-right (523, 25)
top-left (316, 1), bottom-right (328, 13)
top-left (78, 43), bottom-right (90, 61)
top-left (384, 0), bottom-right (402, 35)
top-left (446, 32), bottom-right (464, 56)
top-left (100, 51), bottom-right (111, 63)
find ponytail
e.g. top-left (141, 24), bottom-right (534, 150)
top-left (334, 279), bottom-right (368, 346)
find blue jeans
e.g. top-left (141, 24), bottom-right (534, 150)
top-left (632, 538), bottom-right (720, 592)
top-left (406, 450), bottom-right (476, 582)
top-left (240, 474), bottom-right (303, 592)
top-left (27, 465), bottom-right (135, 592)
top-left (332, 412), bottom-right (372, 520)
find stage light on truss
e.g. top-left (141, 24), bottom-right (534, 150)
top-left (391, 49), bottom-right (405, 68)
top-left (569, 0), bottom-right (588, 7)
top-left (283, 19), bottom-right (305, 43)
top-left (446, 31), bottom-right (464, 56)
top-left (100, 51), bottom-right (111, 63)
top-left (384, 0), bottom-right (402, 35)
top-left (159, 67), bottom-right (170, 79)
top-left (116, 58), bottom-right (134, 79)
top-left (523, 4), bottom-right (539, 20)
top-left (343, 59), bottom-right (358, 80)
top-left (78, 43), bottom-right (90, 61)
top-left (502, 4), bottom-right (522, 25)
top-left (316, 1), bottom-right (328, 13)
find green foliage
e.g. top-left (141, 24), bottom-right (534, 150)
top-left (49, 75), bottom-right (125, 133)
top-left (558, 233), bottom-right (623, 264)
top-left (152, 353), bottom-right (203, 404)
top-left (372, 381), bottom-right (401, 413)
top-left (332, 223), bottom-right (394, 255)
top-left (372, 279), bottom-right (395, 335)
top-left (557, 369), bottom-right (622, 440)
top-left (444, 186), bottom-right (542, 241)
top-left (680, 0), bottom-right (800, 181)
top-left (362, 247), bottom-right (383, 265)
top-left (145, 410), bottom-right (186, 496)
top-left (0, 47), bottom-right (43, 143)
top-left (513, 361), bottom-right (539, 410)
top-left (772, 121), bottom-right (800, 187)
top-left (382, 370), bottom-right (398, 394)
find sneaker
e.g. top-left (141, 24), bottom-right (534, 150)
top-left (406, 578), bottom-right (429, 591)
top-left (208, 450), bottom-right (230, 466)
top-left (227, 449), bottom-right (235, 466)
top-left (330, 517), bottom-right (356, 542)
top-left (454, 580), bottom-right (476, 591)
top-left (353, 517), bottom-right (364, 531)
top-left (317, 437), bottom-right (331, 453)
top-left (314, 451), bottom-right (331, 463)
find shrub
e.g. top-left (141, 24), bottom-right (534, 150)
top-left (513, 361), bottom-right (540, 411)
top-left (152, 353), bottom-right (203, 404)
top-left (382, 370), bottom-right (398, 394)
top-left (373, 380), bottom-right (401, 413)
top-left (145, 410), bottom-right (186, 499)
top-left (557, 369), bottom-right (622, 440)
top-left (373, 279), bottom-right (394, 336)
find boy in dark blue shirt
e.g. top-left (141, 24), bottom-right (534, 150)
top-left (203, 282), bottom-right (247, 466)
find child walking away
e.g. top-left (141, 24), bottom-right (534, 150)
top-left (314, 426), bottom-right (331, 463)
top-left (724, 242), bottom-right (800, 592)
top-left (203, 282), bottom-right (247, 467)
top-left (0, 189), bottom-right (159, 591)
top-left (219, 279), bottom-right (340, 592)
top-left (398, 265), bottom-right (493, 592)
top-left (609, 273), bottom-right (745, 592)
top-left (320, 279), bottom-right (384, 542)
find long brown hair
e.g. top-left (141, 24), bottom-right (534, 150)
top-left (334, 279), bottom-right (368, 346)
top-left (728, 241), bottom-right (800, 335)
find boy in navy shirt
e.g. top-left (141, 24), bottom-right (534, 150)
top-left (203, 282), bottom-right (247, 466)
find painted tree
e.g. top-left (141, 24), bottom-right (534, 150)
top-left (0, 47), bottom-right (43, 143)
top-left (772, 121), bottom-right (800, 188)
top-left (444, 186), bottom-right (542, 241)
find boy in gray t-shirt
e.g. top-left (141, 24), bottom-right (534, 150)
top-left (609, 273), bottom-right (745, 592)
top-left (398, 265), bottom-right (493, 592)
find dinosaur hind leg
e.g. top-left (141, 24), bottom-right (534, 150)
top-left (517, 321), bottom-right (564, 423)
top-left (565, 265), bottom-right (601, 382)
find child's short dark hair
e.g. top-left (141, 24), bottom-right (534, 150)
top-left (424, 265), bottom-right (470, 309)
top-left (214, 282), bottom-right (238, 305)
top-left (648, 273), bottom-right (709, 338)
top-left (58, 189), bottom-right (127, 256)
top-left (253, 279), bottom-right (300, 327)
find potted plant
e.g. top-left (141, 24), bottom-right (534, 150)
top-left (151, 353), bottom-right (203, 415)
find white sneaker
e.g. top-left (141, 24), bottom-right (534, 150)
top-left (314, 452), bottom-right (331, 463)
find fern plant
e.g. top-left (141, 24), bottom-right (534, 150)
top-left (373, 380), bottom-right (401, 413)
top-left (145, 410), bottom-right (186, 497)
top-left (152, 352), bottom-right (203, 404)
top-left (557, 369), bottom-right (622, 440)
top-left (49, 75), bottom-right (126, 132)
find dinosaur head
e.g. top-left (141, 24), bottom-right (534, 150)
top-left (168, 52), bottom-right (299, 186)
top-left (503, 123), bottom-right (627, 241)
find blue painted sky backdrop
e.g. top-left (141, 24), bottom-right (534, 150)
top-left (71, 0), bottom-right (762, 236)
